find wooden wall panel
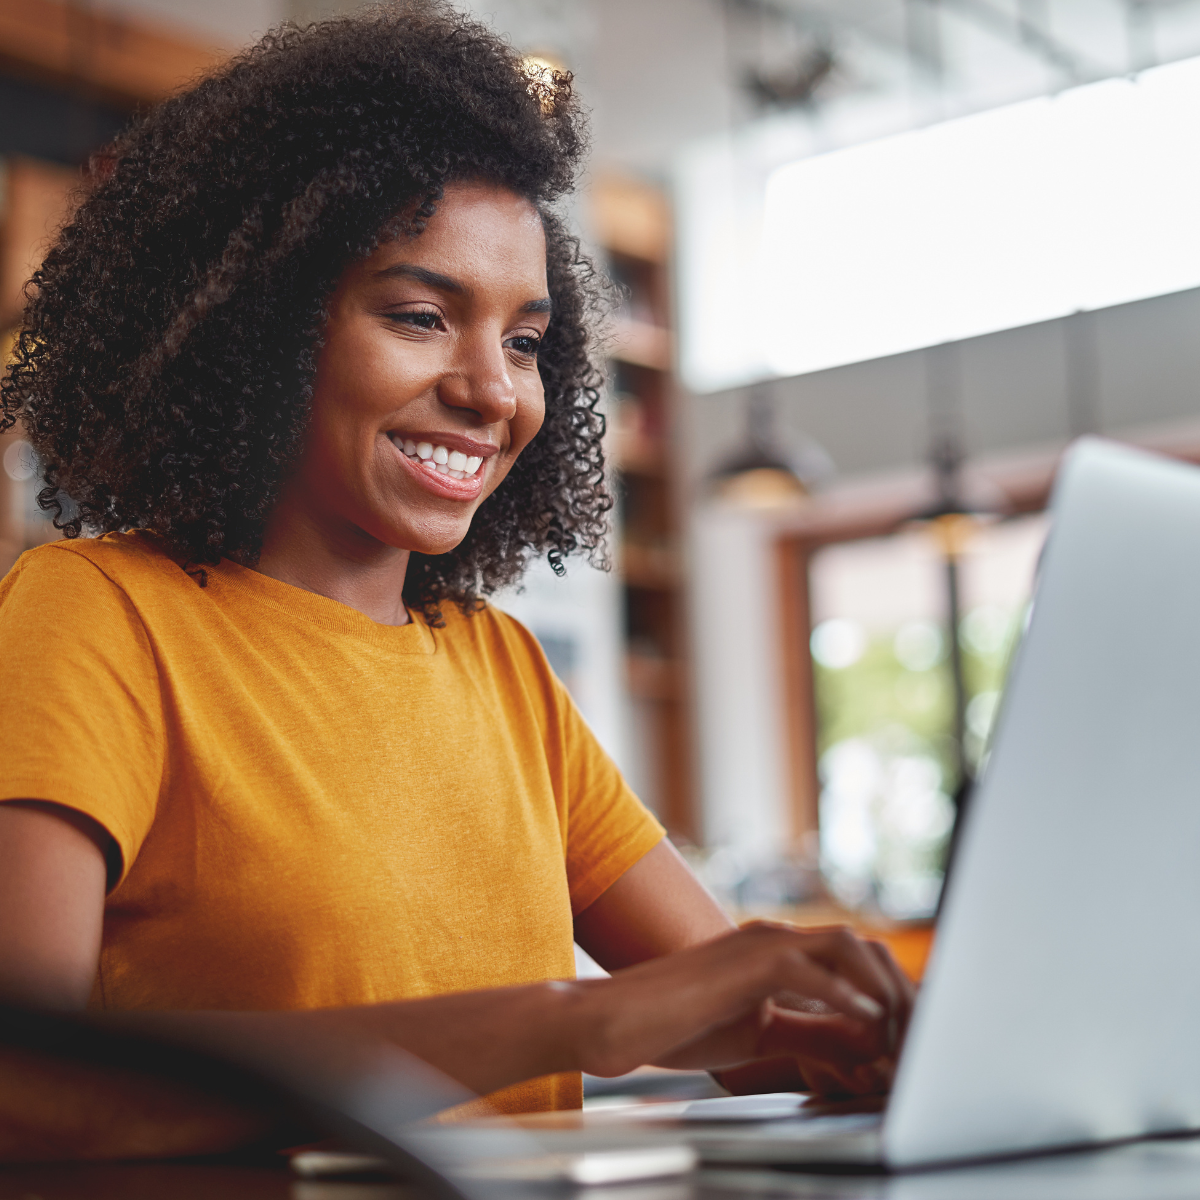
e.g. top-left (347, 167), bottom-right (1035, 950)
top-left (590, 174), bottom-right (671, 264)
top-left (0, 156), bottom-right (80, 326)
top-left (0, 0), bottom-right (227, 107)
top-left (776, 537), bottom-right (820, 842)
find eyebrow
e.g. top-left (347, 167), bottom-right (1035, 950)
top-left (375, 263), bottom-right (466, 293)
top-left (375, 263), bottom-right (551, 314)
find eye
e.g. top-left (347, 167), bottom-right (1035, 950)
top-left (386, 308), bottom-right (442, 331)
top-left (506, 334), bottom-right (542, 359)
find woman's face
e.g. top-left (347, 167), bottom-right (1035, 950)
top-left (290, 180), bottom-right (550, 557)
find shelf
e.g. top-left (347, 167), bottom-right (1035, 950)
top-left (0, 158), bottom-right (78, 324)
top-left (620, 542), bottom-right (682, 590)
top-left (625, 653), bottom-right (680, 701)
top-left (610, 319), bottom-right (671, 371)
top-left (593, 172), bottom-right (694, 841)
top-left (590, 174), bottom-right (671, 264)
top-left (0, 0), bottom-right (228, 107)
top-left (612, 428), bottom-right (666, 477)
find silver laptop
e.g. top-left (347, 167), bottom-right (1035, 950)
top-left (485, 436), bottom-right (1200, 1172)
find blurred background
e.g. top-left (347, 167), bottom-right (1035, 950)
top-left (5, 0), bottom-right (1200, 971)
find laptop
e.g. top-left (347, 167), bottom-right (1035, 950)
top-left (470, 436), bottom-right (1200, 1172)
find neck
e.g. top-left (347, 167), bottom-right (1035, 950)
top-left (256, 499), bottom-right (412, 627)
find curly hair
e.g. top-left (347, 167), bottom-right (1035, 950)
top-left (0, 0), bottom-right (612, 616)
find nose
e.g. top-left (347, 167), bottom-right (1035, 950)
top-left (437, 330), bottom-right (518, 423)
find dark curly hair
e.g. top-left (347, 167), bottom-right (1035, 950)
top-left (0, 0), bottom-right (612, 616)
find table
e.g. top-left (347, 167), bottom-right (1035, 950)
top-left (6, 1136), bottom-right (1200, 1200)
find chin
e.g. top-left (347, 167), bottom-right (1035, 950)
top-left (386, 522), bottom-right (473, 559)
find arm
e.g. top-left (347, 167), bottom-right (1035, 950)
top-left (0, 801), bottom-right (282, 1160)
top-left (0, 802), bottom-right (114, 1010)
top-left (571, 837), bottom-right (914, 1097)
top-left (382, 841), bottom-right (910, 1095)
top-left (0, 807), bottom-right (910, 1160)
top-left (572, 838), bottom-right (735, 969)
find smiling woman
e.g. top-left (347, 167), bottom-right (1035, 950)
top-left (259, 182), bottom-right (554, 625)
top-left (0, 0), bottom-right (912, 1160)
top-left (4, 5), bottom-right (607, 622)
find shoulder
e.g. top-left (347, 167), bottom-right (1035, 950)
top-left (435, 601), bottom-right (558, 686)
top-left (0, 532), bottom-right (191, 620)
top-left (7, 531), bottom-right (174, 580)
top-left (438, 600), bottom-right (542, 655)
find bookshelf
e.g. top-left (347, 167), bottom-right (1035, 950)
top-left (0, 0), bottom-right (224, 576)
top-left (0, 158), bottom-right (80, 574)
top-left (591, 174), bottom-right (697, 842)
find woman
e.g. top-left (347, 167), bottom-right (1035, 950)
top-left (0, 0), bottom-right (911, 1155)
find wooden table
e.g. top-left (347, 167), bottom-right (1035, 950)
top-left (6, 1134), bottom-right (1200, 1199)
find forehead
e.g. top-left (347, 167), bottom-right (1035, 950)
top-left (369, 181), bottom-right (548, 287)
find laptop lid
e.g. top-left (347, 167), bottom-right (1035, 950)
top-left (884, 438), bottom-right (1200, 1167)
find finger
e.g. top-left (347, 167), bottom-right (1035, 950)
top-left (711, 1057), bottom-right (809, 1096)
top-left (654, 996), bottom-right (882, 1076)
top-left (735, 924), bottom-right (889, 1025)
top-left (861, 944), bottom-right (900, 1056)
top-left (593, 925), bottom-right (888, 1077)
top-left (743, 920), bottom-right (895, 1009)
top-left (757, 1007), bottom-right (885, 1063)
top-left (760, 1013), bottom-right (892, 1098)
top-left (796, 1059), bottom-right (862, 1099)
top-left (869, 938), bottom-right (917, 1015)
top-left (864, 940), bottom-right (916, 1050)
top-left (653, 1010), bottom-right (771, 1072)
top-left (789, 1046), bottom-right (887, 1099)
top-left (783, 925), bottom-right (902, 1022)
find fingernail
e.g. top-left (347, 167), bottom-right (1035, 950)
top-left (851, 993), bottom-right (885, 1020)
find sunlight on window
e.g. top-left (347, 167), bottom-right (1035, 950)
top-left (810, 516), bottom-right (1047, 917)
top-left (810, 617), bottom-right (867, 670)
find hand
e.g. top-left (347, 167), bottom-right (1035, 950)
top-left (718, 933), bottom-right (916, 1098)
top-left (571, 921), bottom-right (914, 1095)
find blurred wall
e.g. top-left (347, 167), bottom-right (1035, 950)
top-left (689, 506), bottom-right (790, 860)
top-left (103, 0), bottom-right (282, 48)
top-left (686, 287), bottom-right (1200, 486)
top-left (98, 0), bottom-right (738, 183)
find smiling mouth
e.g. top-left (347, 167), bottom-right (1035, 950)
top-left (389, 436), bottom-right (485, 481)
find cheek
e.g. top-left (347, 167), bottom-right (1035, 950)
top-left (308, 333), bottom-right (407, 454)
top-left (516, 383), bottom-right (547, 450)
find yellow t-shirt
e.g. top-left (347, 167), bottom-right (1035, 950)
top-left (0, 532), bottom-right (664, 1113)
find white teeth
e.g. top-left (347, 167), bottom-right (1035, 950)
top-left (397, 438), bottom-right (486, 480)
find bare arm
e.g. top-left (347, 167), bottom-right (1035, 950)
top-left (571, 838), bottom-right (914, 1097)
top-left (0, 802), bottom-right (113, 1011)
top-left (572, 839), bottom-right (735, 970)
top-left (0, 808), bottom-right (910, 1160)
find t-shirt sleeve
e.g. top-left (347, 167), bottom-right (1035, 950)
top-left (0, 545), bottom-right (165, 884)
top-left (487, 612), bottom-right (668, 914)
top-left (557, 687), bottom-right (666, 913)
top-left (485, 605), bottom-right (665, 912)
